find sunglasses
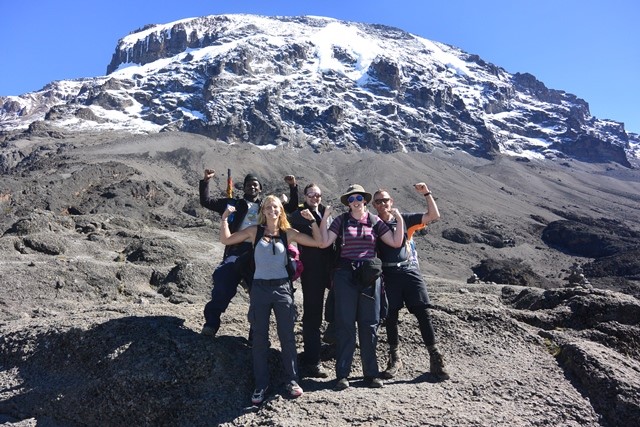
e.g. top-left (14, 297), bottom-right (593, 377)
top-left (374, 198), bottom-right (390, 204)
top-left (347, 194), bottom-right (364, 203)
top-left (306, 192), bottom-right (322, 198)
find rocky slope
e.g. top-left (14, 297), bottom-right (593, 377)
top-left (0, 132), bottom-right (639, 426)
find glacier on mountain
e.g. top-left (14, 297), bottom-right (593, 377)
top-left (0, 14), bottom-right (637, 166)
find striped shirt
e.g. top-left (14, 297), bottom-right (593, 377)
top-left (329, 212), bottom-right (390, 260)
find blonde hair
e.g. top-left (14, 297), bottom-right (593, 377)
top-left (258, 195), bottom-right (291, 231)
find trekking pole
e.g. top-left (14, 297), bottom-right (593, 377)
top-left (226, 168), bottom-right (233, 198)
top-left (226, 169), bottom-right (235, 222)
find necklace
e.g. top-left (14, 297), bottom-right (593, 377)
top-left (263, 226), bottom-right (280, 243)
top-left (262, 228), bottom-right (281, 255)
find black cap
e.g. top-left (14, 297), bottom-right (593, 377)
top-left (243, 173), bottom-right (262, 189)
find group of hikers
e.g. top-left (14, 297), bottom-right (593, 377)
top-left (199, 169), bottom-right (449, 405)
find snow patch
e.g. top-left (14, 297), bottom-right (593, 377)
top-left (312, 22), bottom-right (381, 81)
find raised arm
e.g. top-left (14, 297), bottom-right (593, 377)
top-left (379, 209), bottom-right (405, 248)
top-left (219, 206), bottom-right (255, 245)
top-left (283, 175), bottom-right (299, 213)
top-left (415, 182), bottom-right (440, 224)
top-left (318, 205), bottom-right (338, 248)
top-left (199, 169), bottom-right (229, 214)
top-left (287, 209), bottom-right (322, 247)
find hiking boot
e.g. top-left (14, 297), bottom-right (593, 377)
top-left (201, 324), bottom-right (218, 337)
top-left (429, 351), bottom-right (450, 380)
top-left (380, 351), bottom-right (402, 379)
top-left (334, 377), bottom-right (349, 391)
top-left (303, 363), bottom-right (329, 378)
top-left (363, 376), bottom-right (384, 388)
top-left (286, 381), bottom-right (304, 399)
top-left (251, 387), bottom-right (268, 405)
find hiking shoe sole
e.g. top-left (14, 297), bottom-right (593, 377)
top-left (334, 378), bottom-right (349, 391)
top-left (303, 363), bottom-right (330, 378)
top-left (381, 357), bottom-right (402, 379)
top-left (251, 387), bottom-right (268, 405)
top-left (286, 381), bottom-right (304, 398)
top-left (201, 325), bottom-right (218, 337)
top-left (364, 377), bottom-right (384, 388)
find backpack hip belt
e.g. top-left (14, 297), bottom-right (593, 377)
top-left (382, 260), bottom-right (411, 268)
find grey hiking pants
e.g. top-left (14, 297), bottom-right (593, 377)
top-left (333, 268), bottom-right (381, 379)
top-left (248, 279), bottom-right (299, 389)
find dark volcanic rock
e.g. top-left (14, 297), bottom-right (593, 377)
top-left (502, 286), bottom-right (640, 427)
top-left (442, 224), bottom-right (513, 248)
top-left (502, 286), bottom-right (640, 330)
top-left (472, 258), bottom-right (554, 288)
top-left (4, 211), bottom-right (75, 236)
top-left (0, 316), bottom-right (254, 426)
top-left (22, 234), bottom-right (67, 255)
top-left (1, 132), bottom-right (638, 426)
top-left (541, 218), bottom-right (640, 258)
top-left (551, 335), bottom-right (640, 427)
top-left (542, 216), bottom-right (640, 293)
top-left (151, 260), bottom-right (214, 303)
top-left (442, 228), bottom-right (474, 244)
top-left (583, 249), bottom-right (640, 279)
top-left (123, 237), bottom-right (188, 264)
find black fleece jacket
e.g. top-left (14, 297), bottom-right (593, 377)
top-left (199, 178), bottom-right (299, 241)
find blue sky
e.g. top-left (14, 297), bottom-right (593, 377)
top-left (1, 0), bottom-right (638, 133)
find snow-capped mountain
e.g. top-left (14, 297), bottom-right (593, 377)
top-left (1, 14), bottom-right (638, 166)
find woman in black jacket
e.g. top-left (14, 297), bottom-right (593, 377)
top-left (289, 183), bottom-right (335, 378)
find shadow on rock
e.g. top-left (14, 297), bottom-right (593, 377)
top-left (0, 315), bottom-right (255, 426)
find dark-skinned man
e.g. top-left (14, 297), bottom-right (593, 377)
top-left (199, 169), bottom-right (299, 337)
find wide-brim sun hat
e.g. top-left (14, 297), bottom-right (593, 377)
top-left (340, 184), bottom-right (372, 206)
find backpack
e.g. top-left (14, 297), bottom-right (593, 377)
top-left (406, 223), bottom-right (426, 267)
top-left (286, 242), bottom-right (304, 281)
top-left (233, 225), bottom-right (303, 287)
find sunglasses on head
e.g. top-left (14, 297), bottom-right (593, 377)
top-left (347, 194), bottom-right (364, 203)
top-left (374, 198), bottom-right (390, 204)
top-left (306, 192), bottom-right (322, 198)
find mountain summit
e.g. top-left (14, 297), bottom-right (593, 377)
top-left (1, 14), bottom-right (638, 166)
top-left (1, 15), bottom-right (640, 426)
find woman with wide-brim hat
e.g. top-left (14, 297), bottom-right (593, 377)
top-left (318, 184), bottom-right (405, 391)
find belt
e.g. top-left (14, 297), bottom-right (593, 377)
top-left (382, 260), bottom-right (411, 268)
top-left (336, 259), bottom-right (363, 269)
top-left (252, 278), bottom-right (290, 286)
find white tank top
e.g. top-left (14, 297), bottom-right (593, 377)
top-left (253, 236), bottom-right (288, 280)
